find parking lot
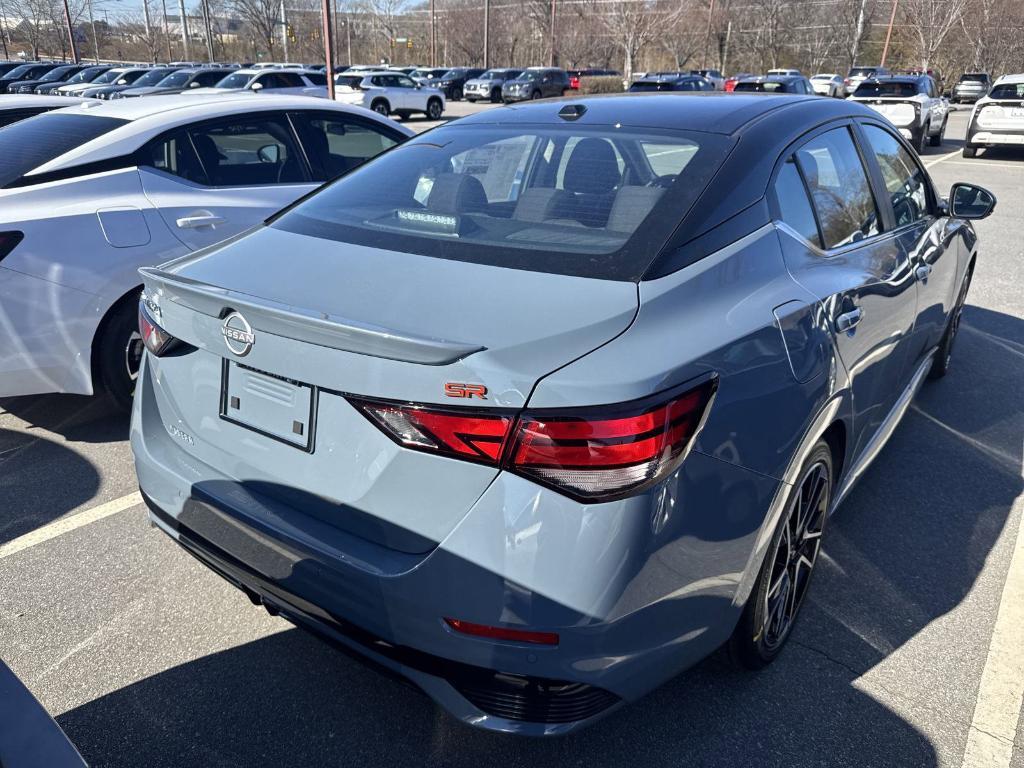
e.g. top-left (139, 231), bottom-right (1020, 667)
top-left (1, 104), bottom-right (1022, 767)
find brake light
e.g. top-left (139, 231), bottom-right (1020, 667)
top-left (445, 618), bottom-right (559, 646)
top-left (570, 75), bottom-right (580, 89)
top-left (0, 231), bottom-right (23, 264)
top-left (138, 301), bottom-right (179, 357)
top-left (349, 376), bottom-right (717, 503)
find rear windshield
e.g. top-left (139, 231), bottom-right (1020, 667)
top-left (854, 81), bottom-right (917, 97)
top-left (959, 74), bottom-right (987, 82)
top-left (335, 75), bottom-right (363, 88)
top-left (272, 124), bottom-right (730, 281)
top-left (989, 83), bottom-right (1024, 99)
top-left (734, 81), bottom-right (786, 92)
top-left (849, 68), bottom-right (877, 77)
top-left (0, 114), bottom-right (127, 187)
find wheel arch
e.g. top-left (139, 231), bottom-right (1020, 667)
top-left (90, 283), bottom-right (143, 385)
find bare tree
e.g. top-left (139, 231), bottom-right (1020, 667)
top-left (591, 0), bottom-right (681, 82)
top-left (233, 0), bottom-right (278, 57)
top-left (900, 0), bottom-right (968, 68)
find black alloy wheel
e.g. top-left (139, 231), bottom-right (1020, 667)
top-left (731, 441), bottom-right (833, 668)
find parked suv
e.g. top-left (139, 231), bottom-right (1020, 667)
top-left (629, 73), bottom-right (714, 92)
top-left (334, 71), bottom-right (445, 120)
top-left (850, 75), bottom-right (948, 152)
top-left (732, 75), bottom-right (814, 94)
top-left (844, 65), bottom-right (890, 94)
top-left (501, 67), bottom-right (570, 102)
top-left (963, 73), bottom-right (1024, 157)
top-left (464, 68), bottom-right (522, 102)
top-left (952, 73), bottom-right (992, 104)
top-left (435, 67), bottom-right (485, 100)
top-left (10, 64), bottom-right (85, 94)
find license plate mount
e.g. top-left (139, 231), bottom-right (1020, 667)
top-left (220, 361), bottom-right (316, 451)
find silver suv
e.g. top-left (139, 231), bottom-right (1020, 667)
top-left (952, 73), bottom-right (992, 104)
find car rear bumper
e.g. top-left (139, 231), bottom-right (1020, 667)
top-left (967, 130), bottom-right (1024, 146)
top-left (131, 356), bottom-right (779, 733)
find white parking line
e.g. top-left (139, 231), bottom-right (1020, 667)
top-left (0, 492), bottom-right (142, 561)
top-left (925, 149), bottom-right (962, 168)
top-left (960, 507), bottom-right (1024, 768)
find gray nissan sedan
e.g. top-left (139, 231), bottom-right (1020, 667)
top-left (132, 94), bottom-right (995, 734)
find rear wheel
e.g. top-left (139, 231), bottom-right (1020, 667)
top-left (962, 146), bottom-right (977, 158)
top-left (370, 99), bottom-right (390, 116)
top-left (929, 269), bottom-right (972, 379)
top-left (426, 98), bottom-right (443, 120)
top-left (730, 441), bottom-right (833, 669)
top-left (929, 117), bottom-right (945, 146)
top-left (490, 88), bottom-right (501, 103)
top-left (452, 86), bottom-right (463, 101)
top-left (530, 89), bottom-right (541, 100)
top-left (96, 294), bottom-right (143, 410)
top-left (916, 124), bottom-right (929, 153)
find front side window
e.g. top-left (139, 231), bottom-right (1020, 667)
top-left (272, 124), bottom-right (730, 280)
top-left (291, 112), bottom-right (401, 181)
top-left (216, 72), bottom-right (253, 89)
top-left (397, 76), bottom-right (416, 88)
top-left (862, 124), bottom-right (930, 227)
top-left (157, 71), bottom-right (192, 88)
top-left (795, 127), bottom-right (880, 249)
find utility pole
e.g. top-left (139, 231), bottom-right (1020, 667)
top-left (482, 0), bottom-right (489, 69)
top-left (879, 0), bottom-right (898, 67)
top-left (87, 0), bottom-right (99, 62)
top-left (201, 0), bottom-right (214, 61)
top-left (162, 0), bottom-right (172, 61)
top-left (178, 0), bottom-right (190, 59)
top-left (429, 0), bottom-right (435, 67)
top-left (142, 0), bottom-right (155, 63)
top-left (702, 0), bottom-right (715, 66)
top-left (548, 0), bottom-right (555, 66)
top-left (321, 0), bottom-right (335, 98)
top-left (345, 13), bottom-right (351, 66)
top-left (281, 0), bottom-right (289, 62)
top-left (61, 0), bottom-right (80, 63)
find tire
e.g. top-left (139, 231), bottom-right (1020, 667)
top-left (95, 294), bottom-right (144, 410)
top-left (490, 88), bottom-right (501, 103)
top-left (530, 89), bottom-right (541, 100)
top-left (426, 98), bottom-right (443, 120)
top-left (729, 441), bottom-right (833, 669)
top-left (929, 117), bottom-right (945, 146)
top-left (370, 99), bottom-right (390, 116)
top-left (452, 87), bottom-right (463, 101)
top-left (929, 268), bottom-right (972, 379)
top-left (916, 124), bottom-right (928, 153)
top-left (962, 146), bottom-right (977, 158)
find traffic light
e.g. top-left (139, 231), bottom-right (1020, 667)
top-left (406, 39), bottom-right (413, 48)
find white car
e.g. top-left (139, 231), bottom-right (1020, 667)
top-left (0, 95), bottom-right (411, 403)
top-left (766, 68), bottom-right (802, 77)
top-left (0, 94), bottom-right (89, 127)
top-left (963, 73), bottom-right (1024, 158)
top-left (334, 71), bottom-right (445, 120)
top-left (849, 74), bottom-right (948, 152)
top-left (55, 67), bottom-right (147, 97)
top-left (186, 68), bottom-right (327, 98)
top-left (810, 73), bottom-right (845, 98)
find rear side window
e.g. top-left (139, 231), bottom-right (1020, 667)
top-left (272, 124), bottom-right (730, 280)
top-left (795, 128), bottom-right (879, 249)
top-left (290, 112), bottom-right (401, 181)
top-left (0, 114), bottom-right (127, 188)
top-left (862, 125), bottom-right (930, 227)
top-left (773, 159), bottom-right (822, 248)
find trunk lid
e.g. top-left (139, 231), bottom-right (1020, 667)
top-left (141, 225), bottom-right (638, 552)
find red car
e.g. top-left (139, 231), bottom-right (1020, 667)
top-left (724, 73), bottom-right (753, 92)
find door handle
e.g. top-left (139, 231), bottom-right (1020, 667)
top-left (176, 213), bottom-right (225, 229)
top-left (915, 263), bottom-right (933, 281)
top-left (835, 307), bottom-right (863, 334)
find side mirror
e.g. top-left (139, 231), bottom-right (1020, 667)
top-left (117, 79), bottom-right (128, 85)
top-left (189, 81), bottom-right (201, 88)
top-left (257, 144), bottom-right (280, 163)
top-left (250, 81), bottom-right (263, 91)
top-left (949, 183), bottom-right (996, 220)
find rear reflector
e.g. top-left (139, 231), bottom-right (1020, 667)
top-left (0, 231), bottom-right (23, 264)
top-left (445, 618), bottom-right (559, 646)
top-left (349, 375), bottom-right (716, 503)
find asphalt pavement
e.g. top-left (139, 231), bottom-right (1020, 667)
top-left (1, 105), bottom-right (1022, 768)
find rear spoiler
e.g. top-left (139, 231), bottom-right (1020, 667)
top-left (139, 267), bottom-right (486, 366)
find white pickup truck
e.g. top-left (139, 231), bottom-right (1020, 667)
top-left (850, 74), bottom-right (949, 153)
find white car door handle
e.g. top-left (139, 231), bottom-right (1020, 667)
top-left (176, 213), bottom-right (225, 229)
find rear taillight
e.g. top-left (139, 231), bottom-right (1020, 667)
top-left (349, 376), bottom-right (717, 503)
top-left (445, 618), bottom-right (559, 645)
top-left (570, 76), bottom-right (580, 89)
top-left (0, 231), bottom-right (23, 264)
top-left (138, 301), bottom-right (179, 357)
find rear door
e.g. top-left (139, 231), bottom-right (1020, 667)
top-left (138, 112), bottom-right (317, 250)
top-left (773, 124), bottom-right (918, 456)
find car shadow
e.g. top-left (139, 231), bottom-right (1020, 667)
top-left (54, 304), bottom-right (1022, 767)
top-left (0, 393), bottom-right (128, 445)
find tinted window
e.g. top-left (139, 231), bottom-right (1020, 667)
top-left (272, 125), bottom-right (730, 280)
top-left (141, 129), bottom-right (206, 184)
top-left (291, 112), bottom-right (401, 181)
top-left (0, 114), bottom-right (127, 187)
top-left (278, 73), bottom-right (305, 87)
top-left (0, 108), bottom-right (48, 128)
top-left (66, 67), bottom-right (109, 84)
top-left (991, 82), bottom-right (1024, 99)
top-left (157, 71), bottom-right (192, 87)
top-left (304, 72), bottom-right (327, 85)
top-left (397, 76), bottom-right (416, 88)
top-left (216, 72), bottom-right (253, 88)
top-left (862, 125), bottom-right (930, 228)
top-left (853, 81), bottom-right (917, 98)
top-left (196, 70), bottom-right (228, 86)
top-left (795, 128), bottom-right (879, 249)
top-left (773, 158), bottom-right (822, 247)
top-left (734, 81), bottom-right (786, 92)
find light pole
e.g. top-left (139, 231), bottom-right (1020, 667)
top-left (201, 0), bottom-right (214, 61)
top-left (0, 0), bottom-right (10, 60)
top-left (142, 0), bottom-right (155, 63)
top-left (61, 0), bottom-right (80, 63)
top-left (429, 0), bottom-right (435, 67)
top-left (280, 0), bottom-right (289, 62)
top-left (548, 0), bottom-right (556, 66)
top-left (162, 0), bottom-right (172, 61)
top-left (879, 0), bottom-right (898, 67)
top-left (88, 0), bottom-right (99, 62)
top-left (178, 0), bottom-right (190, 60)
top-left (320, 0), bottom-right (335, 98)
top-left (482, 0), bottom-right (489, 68)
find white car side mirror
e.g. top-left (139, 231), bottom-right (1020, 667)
top-left (251, 82), bottom-right (263, 91)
